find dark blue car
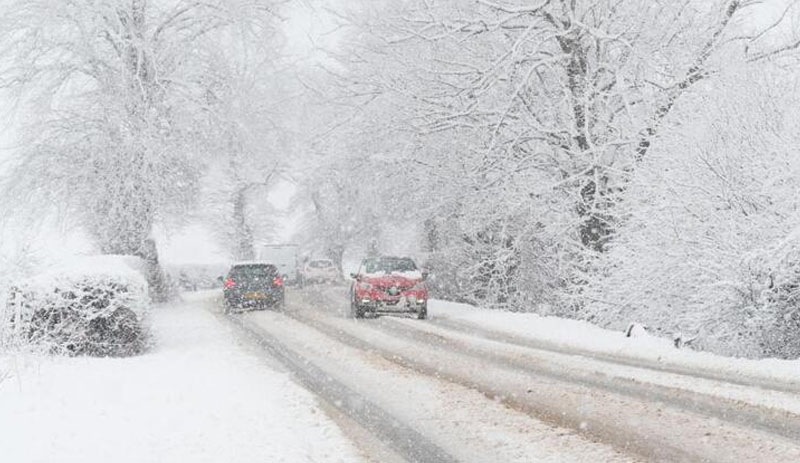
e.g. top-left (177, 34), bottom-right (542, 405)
top-left (223, 263), bottom-right (285, 313)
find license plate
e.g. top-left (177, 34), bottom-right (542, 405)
top-left (245, 292), bottom-right (267, 300)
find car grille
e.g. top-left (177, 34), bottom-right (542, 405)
top-left (383, 286), bottom-right (412, 296)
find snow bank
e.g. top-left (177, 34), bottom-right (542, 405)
top-left (2, 255), bottom-right (150, 356)
top-left (430, 299), bottom-right (800, 385)
top-left (0, 298), bottom-right (361, 463)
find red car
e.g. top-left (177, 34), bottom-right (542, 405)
top-left (349, 256), bottom-right (428, 319)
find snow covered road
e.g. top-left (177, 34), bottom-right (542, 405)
top-left (234, 295), bottom-right (633, 463)
top-left (229, 284), bottom-right (800, 462)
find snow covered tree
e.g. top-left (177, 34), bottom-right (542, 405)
top-left (193, 27), bottom-right (294, 261)
top-left (0, 0), bottom-right (281, 299)
top-left (295, 151), bottom-right (384, 273)
top-left (309, 0), bottom-right (800, 316)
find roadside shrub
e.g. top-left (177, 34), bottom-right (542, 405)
top-left (583, 73), bottom-right (800, 358)
top-left (3, 256), bottom-right (150, 356)
top-left (757, 245), bottom-right (800, 359)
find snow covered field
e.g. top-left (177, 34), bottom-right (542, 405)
top-left (0, 294), bottom-right (362, 463)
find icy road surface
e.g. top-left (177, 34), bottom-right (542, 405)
top-left (228, 284), bottom-right (800, 463)
top-left (0, 296), bottom-right (362, 463)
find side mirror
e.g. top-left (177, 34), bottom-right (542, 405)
top-left (217, 276), bottom-right (224, 283)
top-left (421, 270), bottom-right (429, 281)
top-left (349, 272), bottom-right (358, 280)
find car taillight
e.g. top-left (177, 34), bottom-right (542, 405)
top-left (273, 276), bottom-right (284, 287)
top-left (224, 278), bottom-right (236, 289)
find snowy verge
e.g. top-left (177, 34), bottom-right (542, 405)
top-left (429, 299), bottom-right (800, 385)
top-left (0, 297), bottom-right (362, 463)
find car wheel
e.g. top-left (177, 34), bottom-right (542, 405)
top-left (351, 300), bottom-right (365, 319)
top-left (223, 299), bottom-right (233, 314)
top-left (417, 304), bottom-right (427, 320)
top-left (274, 297), bottom-right (285, 311)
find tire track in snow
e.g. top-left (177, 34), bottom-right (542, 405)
top-left (220, 309), bottom-right (459, 463)
top-left (307, 284), bottom-right (800, 409)
top-left (372, 316), bottom-right (800, 439)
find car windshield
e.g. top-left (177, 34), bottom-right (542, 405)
top-left (363, 258), bottom-right (417, 274)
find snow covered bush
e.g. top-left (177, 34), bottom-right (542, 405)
top-left (585, 71), bottom-right (800, 358)
top-left (0, 241), bottom-right (40, 347)
top-left (422, 212), bottom-right (569, 312)
top-left (2, 256), bottom-right (150, 357)
top-left (755, 239), bottom-right (800, 359)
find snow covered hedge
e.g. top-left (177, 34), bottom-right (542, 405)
top-left (2, 256), bottom-right (150, 356)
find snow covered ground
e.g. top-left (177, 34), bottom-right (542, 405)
top-left (429, 299), bottom-right (800, 386)
top-left (0, 294), bottom-right (362, 463)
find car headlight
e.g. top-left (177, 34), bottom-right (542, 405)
top-left (411, 281), bottom-right (427, 292)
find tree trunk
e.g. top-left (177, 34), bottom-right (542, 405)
top-left (137, 238), bottom-right (170, 303)
top-left (557, 32), bottom-right (614, 252)
top-left (98, 232), bottom-right (170, 303)
top-left (232, 187), bottom-right (255, 261)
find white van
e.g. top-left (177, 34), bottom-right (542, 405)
top-left (257, 244), bottom-right (300, 284)
top-left (300, 258), bottom-right (339, 284)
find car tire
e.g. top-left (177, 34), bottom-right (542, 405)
top-left (417, 304), bottom-right (427, 320)
top-left (351, 300), bottom-right (365, 319)
top-left (223, 300), bottom-right (233, 314)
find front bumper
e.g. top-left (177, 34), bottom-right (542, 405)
top-left (355, 292), bottom-right (427, 313)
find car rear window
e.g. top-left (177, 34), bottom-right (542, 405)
top-left (229, 265), bottom-right (278, 279)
